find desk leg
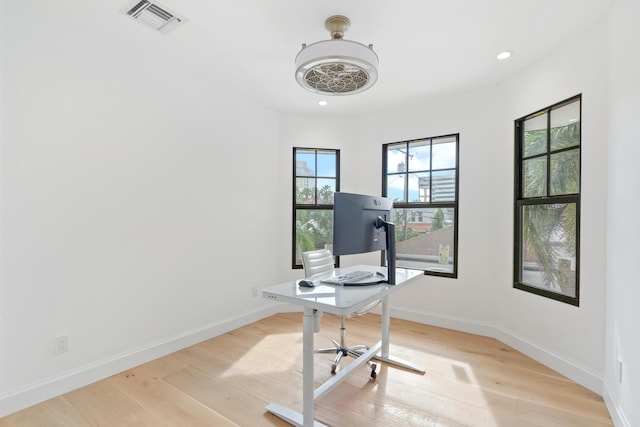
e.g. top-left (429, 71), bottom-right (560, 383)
top-left (373, 296), bottom-right (426, 374)
top-left (381, 296), bottom-right (391, 358)
top-left (302, 307), bottom-right (315, 426)
top-left (266, 308), bottom-right (327, 427)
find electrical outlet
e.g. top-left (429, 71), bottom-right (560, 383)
top-left (251, 286), bottom-right (258, 298)
top-left (55, 335), bottom-right (68, 354)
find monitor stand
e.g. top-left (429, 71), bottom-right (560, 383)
top-left (376, 217), bottom-right (396, 285)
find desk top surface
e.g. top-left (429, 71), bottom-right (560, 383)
top-left (262, 265), bottom-right (422, 315)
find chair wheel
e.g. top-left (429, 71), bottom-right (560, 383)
top-left (331, 363), bottom-right (337, 374)
top-left (371, 370), bottom-right (377, 380)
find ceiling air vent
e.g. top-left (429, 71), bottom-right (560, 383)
top-left (125, 0), bottom-right (185, 35)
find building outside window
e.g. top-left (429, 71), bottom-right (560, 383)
top-left (292, 147), bottom-right (339, 268)
top-left (383, 134), bottom-right (459, 277)
top-left (514, 95), bottom-right (581, 306)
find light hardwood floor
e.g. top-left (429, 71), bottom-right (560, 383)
top-left (0, 313), bottom-right (613, 426)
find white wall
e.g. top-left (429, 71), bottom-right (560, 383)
top-left (605, 0), bottom-right (640, 425)
top-left (0, 4), bottom-right (279, 414)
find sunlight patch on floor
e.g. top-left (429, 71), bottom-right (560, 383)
top-left (219, 332), bottom-right (302, 378)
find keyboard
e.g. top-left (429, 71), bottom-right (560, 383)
top-left (321, 270), bottom-right (375, 285)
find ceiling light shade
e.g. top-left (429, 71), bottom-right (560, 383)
top-left (295, 16), bottom-right (379, 95)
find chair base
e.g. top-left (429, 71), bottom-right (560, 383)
top-left (316, 339), bottom-right (377, 379)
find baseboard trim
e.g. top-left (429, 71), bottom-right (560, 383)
top-left (0, 305), bottom-right (281, 418)
top-left (602, 381), bottom-right (631, 427)
top-left (390, 306), bottom-right (604, 394)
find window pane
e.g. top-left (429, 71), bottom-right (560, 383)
top-left (520, 203), bottom-right (576, 298)
top-left (296, 150), bottom-right (316, 175)
top-left (550, 149), bottom-right (580, 196)
top-left (523, 157), bottom-right (547, 198)
top-left (294, 148), bottom-right (338, 206)
top-left (295, 209), bottom-right (334, 263)
top-left (393, 207), bottom-right (455, 274)
top-left (408, 172), bottom-right (430, 202)
top-left (387, 174), bottom-right (406, 202)
top-left (523, 113), bottom-right (547, 157)
top-left (296, 177), bottom-right (316, 204)
top-left (432, 137), bottom-right (457, 169)
top-left (408, 140), bottom-right (430, 172)
top-left (316, 178), bottom-right (336, 204)
top-left (551, 101), bottom-right (580, 151)
top-left (432, 170), bottom-right (456, 201)
top-left (387, 143), bottom-right (407, 173)
top-left (317, 151), bottom-right (337, 177)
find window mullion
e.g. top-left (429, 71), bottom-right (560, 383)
top-left (429, 139), bottom-right (433, 203)
top-left (404, 142), bottom-right (410, 202)
top-left (546, 109), bottom-right (552, 197)
top-left (314, 150), bottom-right (318, 203)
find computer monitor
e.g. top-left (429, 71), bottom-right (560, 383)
top-left (332, 192), bottom-right (397, 284)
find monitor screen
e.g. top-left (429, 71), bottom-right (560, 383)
top-left (332, 192), bottom-right (397, 284)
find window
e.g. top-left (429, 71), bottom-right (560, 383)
top-left (514, 95), bottom-right (581, 306)
top-left (292, 148), bottom-right (340, 268)
top-left (383, 134), bottom-right (459, 277)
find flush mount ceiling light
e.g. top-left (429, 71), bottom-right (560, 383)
top-left (295, 15), bottom-right (379, 95)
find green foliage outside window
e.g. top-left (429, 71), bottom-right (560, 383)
top-left (522, 122), bottom-right (579, 286)
top-left (295, 207), bottom-right (333, 254)
top-left (431, 208), bottom-right (445, 231)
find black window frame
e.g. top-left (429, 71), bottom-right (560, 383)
top-left (382, 134), bottom-right (460, 278)
top-left (292, 147), bottom-right (340, 269)
top-left (513, 94), bottom-right (582, 306)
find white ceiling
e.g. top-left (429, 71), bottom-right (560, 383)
top-left (10, 0), bottom-right (613, 116)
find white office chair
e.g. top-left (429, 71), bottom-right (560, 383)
top-left (301, 249), bottom-right (378, 378)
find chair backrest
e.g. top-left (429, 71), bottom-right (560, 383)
top-left (301, 249), bottom-right (334, 278)
top-left (303, 248), bottom-right (378, 316)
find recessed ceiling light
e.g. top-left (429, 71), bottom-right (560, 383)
top-left (318, 100), bottom-right (328, 106)
top-left (497, 51), bottom-right (512, 60)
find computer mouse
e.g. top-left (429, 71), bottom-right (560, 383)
top-left (298, 279), bottom-right (315, 288)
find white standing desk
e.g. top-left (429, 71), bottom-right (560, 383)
top-left (262, 265), bottom-right (424, 427)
